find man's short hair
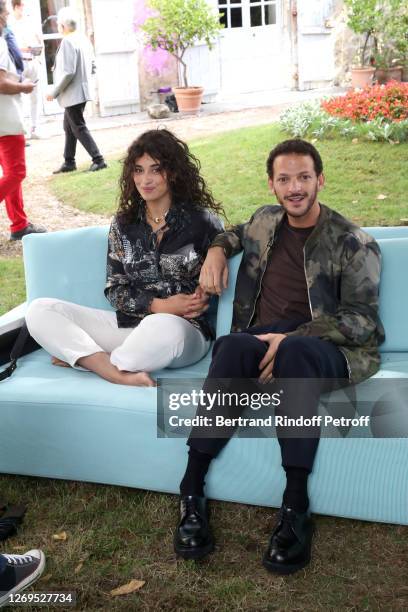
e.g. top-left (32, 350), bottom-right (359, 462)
top-left (57, 7), bottom-right (78, 31)
top-left (266, 139), bottom-right (324, 178)
top-left (11, 0), bottom-right (23, 9)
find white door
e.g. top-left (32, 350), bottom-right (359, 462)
top-left (91, 0), bottom-right (140, 117)
top-left (296, 0), bottom-right (336, 90)
top-left (39, 0), bottom-right (74, 115)
top-left (217, 0), bottom-right (287, 94)
top-left (21, 0), bottom-right (72, 116)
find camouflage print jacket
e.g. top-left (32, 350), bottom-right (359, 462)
top-left (211, 204), bottom-right (385, 384)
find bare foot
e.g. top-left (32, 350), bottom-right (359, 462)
top-left (120, 371), bottom-right (156, 387)
top-left (51, 356), bottom-right (71, 368)
top-left (75, 352), bottom-right (157, 386)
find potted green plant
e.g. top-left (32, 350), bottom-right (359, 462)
top-left (344, 0), bottom-right (378, 87)
top-left (140, 0), bottom-right (223, 113)
top-left (373, 3), bottom-right (407, 83)
top-left (391, 7), bottom-right (408, 81)
top-left (374, 48), bottom-right (403, 84)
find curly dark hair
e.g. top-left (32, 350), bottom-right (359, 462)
top-left (116, 129), bottom-right (225, 226)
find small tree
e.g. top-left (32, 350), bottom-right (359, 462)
top-left (344, 0), bottom-right (408, 68)
top-left (344, 0), bottom-right (379, 66)
top-left (382, 3), bottom-right (408, 67)
top-left (140, 0), bottom-right (223, 88)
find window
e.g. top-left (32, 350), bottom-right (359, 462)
top-left (218, 0), bottom-right (243, 28)
top-left (249, 0), bottom-right (277, 27)
top-left (40, 0), bottom-right (70, 85)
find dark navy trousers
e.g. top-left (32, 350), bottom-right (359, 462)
top-left (63, 103), bottom-right (103, 165)
top-left (188, 319), bottom-right (349, 472)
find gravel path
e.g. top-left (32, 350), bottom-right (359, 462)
top-left (0, 105), bottom-right (286, 258)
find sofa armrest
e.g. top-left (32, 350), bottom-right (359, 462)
top-left (0, 302), bottom-right (27, 335)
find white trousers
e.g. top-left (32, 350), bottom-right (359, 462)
top-left (25, 298), bottom-right (210, 372)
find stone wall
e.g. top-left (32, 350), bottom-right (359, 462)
top-left (137, 49), bottom-right (179, 111)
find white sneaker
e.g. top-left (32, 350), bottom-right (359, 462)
top-left (0, 549), bottom-right (45, 608)
top-left (30, 131), bottom-right (41, 140)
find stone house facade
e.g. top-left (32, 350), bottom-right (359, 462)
top-left (15, 0), bottom-right (358, 118)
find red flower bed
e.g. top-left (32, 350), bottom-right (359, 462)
top-left (321, 81), bottom-right (408, 122)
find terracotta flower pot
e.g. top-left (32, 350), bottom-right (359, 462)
top-left (375, 66), bottom-right (402, 85)
top-left (351, 66), bottom-right (375, 89)
top-left (387, 66), bottom-right (403, 82)
top-left (375, 68), bottom-right (388, 85)
top-left (376, 66), bottom-right (403, 84)
top-left (173, 87), bottom-right (204, 114)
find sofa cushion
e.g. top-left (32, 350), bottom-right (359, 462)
top-left (24, 226), bottom-right (112, 310)
top-left (364, 226), bottom-right (408, 239)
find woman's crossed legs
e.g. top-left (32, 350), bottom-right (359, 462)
top-left (25, 298), bottom-right (210, 387)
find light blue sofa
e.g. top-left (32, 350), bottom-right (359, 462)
top-left (0, 225), bottom-right (408, 525)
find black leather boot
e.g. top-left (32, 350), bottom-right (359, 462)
top-left (262, 504), bottom-right (314, 574)
top-left (174, 495), bottom-right (214, 560)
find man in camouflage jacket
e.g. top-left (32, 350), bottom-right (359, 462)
top-left (211, 201), bottom-right (384, 385)
top-left (174, 139), bottom-right (385, 575)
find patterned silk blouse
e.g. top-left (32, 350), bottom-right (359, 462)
top-left (104, 204), bottom-right (224, 339)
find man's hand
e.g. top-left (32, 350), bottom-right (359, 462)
top-left (150, 292), bottom-right (209, 318)
top-left (255, 333), bottom-right (287, 383)
top-left (46, 93), bottom-right (54, 101)
top-left (199, 246), bottom-right (228, 295)
top-left (20, 79), bottom-right (35, 94)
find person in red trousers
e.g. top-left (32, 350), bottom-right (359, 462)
top-left (0, 0), bottom-right (46, 241)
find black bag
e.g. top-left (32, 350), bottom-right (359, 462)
top-left (164, 94), bottom-right (178, 113)
top-left (0, 324), bottom-right (40, 381)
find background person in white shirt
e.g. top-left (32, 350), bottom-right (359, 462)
top-left (7, 0), bottom-right (43, 139)
top-left (0, 0), bottom-right (46, 239)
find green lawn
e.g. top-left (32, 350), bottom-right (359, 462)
top-left (1, 125), bottom-right (407, 609)
top-left (0, 257), bottom-right (25, 316)
top-left (0, 474), bottom-right (406, 611)
top-left (51, 124), bottom-right (408, 226)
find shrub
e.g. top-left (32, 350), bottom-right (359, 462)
top-left (322, 81), bottom-right (408, 122)
top-left (280, 84), bottom-right (408, 143)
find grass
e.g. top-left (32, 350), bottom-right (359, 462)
top-left (0, 474), bottom-right (407, 611)
top-left (51, 124), bottom-right (408, 226)
top-left (1, 124), bottom-right (408, 609)
top-left (0, 257), bottom-right (25, 316)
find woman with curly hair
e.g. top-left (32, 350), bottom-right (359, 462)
top-left (26, 129), bottom-right (224, 386)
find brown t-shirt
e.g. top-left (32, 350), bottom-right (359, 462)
top-left (255, 219), bottom-right (314, 326)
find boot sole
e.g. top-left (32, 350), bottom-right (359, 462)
top-left (262, 551), bottom-right (311, 575)
top-left (174, 538), bottom-right (214, 560)
top-left (262, 521), bottom-right (314, 575)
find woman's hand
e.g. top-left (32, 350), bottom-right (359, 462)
top-left (150, 290), bottom-right (209, 318)
top-left (184, 287), bottom-right (210, 319)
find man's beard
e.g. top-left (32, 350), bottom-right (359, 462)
top-left (278, 184), bottom-right (319, 219)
